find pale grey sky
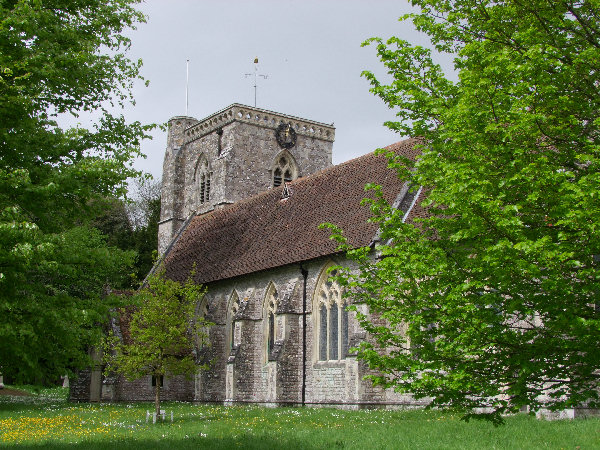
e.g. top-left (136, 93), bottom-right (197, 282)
top-left (120, 0), bottom-right (429, 180)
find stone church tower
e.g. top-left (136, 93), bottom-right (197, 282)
top-left (158, 104), bottom-right (336, 254)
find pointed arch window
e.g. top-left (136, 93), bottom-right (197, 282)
top-left (272, 151), bottom-right (298, 188)
top-left (228, 292), bottom-right (240, 351)
top-left (195, 300), bottom-right (211, 351)
top-left (315, 269), bottom-right (349, 361)
top-left (195, 157), bottom-right (212, 205)
top-left (263, 285), bottom-right (278, 361)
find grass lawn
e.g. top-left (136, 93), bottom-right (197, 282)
top-left (0, 386), bottom-right (598, 449)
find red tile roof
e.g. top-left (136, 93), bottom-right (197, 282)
top-left (163, 138), bottom-right (423, 284)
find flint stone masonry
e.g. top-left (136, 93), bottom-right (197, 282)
top-left (189, 258), bottom-right (421, 406)
top-left (158, 104), bottom-right (334, 255)
top-left (70, 258), bottom-right (423, 406)
top-left (71, 101), bottom-right (598, 414)
top-left (112, 375), bottom-right (194, 403)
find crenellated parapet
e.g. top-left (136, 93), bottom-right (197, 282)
top-left (183, 103), bottom-right (335, 144)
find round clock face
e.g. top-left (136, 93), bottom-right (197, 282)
top-left (275, 123), bottom-right (297, 149)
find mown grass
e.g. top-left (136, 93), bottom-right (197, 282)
top-left (0, 386), bottom-right (598, 449)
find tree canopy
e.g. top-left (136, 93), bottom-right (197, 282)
top-left (0, 0), bottom-right (151, 383)
top-left (104, 272), bottom-right (210, 416)
top-left (126, 178), bottom-right (161, 282)
top-left (330, 0), bottom-right (600, 423)
top-left (90, 179), bottom-right (161, 284)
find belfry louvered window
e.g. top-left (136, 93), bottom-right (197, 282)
top-left (197, 159), bottom-right (211, 205)
top-left (272, 152), bottom-right (296, 188)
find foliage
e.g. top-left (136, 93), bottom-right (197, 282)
top-left (1, 394), bottom-right (599, 449)
top-left (132, 193), bottom-right (160, 280)
top-left (127, 178), bottom-right (161, 281)
top-left (330, 0), bottom-right (600, 423)
top-left (2, 226), bottom-right (135, 384)
top-left (104, 272), bottom-right (211, 416)
top-left (91, 198), bottom-right (136, 252)
top-left (0, 0), bottom-right (152, 383)
top-left (90, 179), bottom-right (161, 285)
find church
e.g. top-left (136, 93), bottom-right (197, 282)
top-left (70, 103), bottom-right (428, 407)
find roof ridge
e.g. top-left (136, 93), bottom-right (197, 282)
top-left (287, 136), bottom-right (418, 187)
top-left (183, 137), bottom-right (420, 226)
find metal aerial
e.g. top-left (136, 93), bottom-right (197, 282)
top-left (245, 57), bottom-right (268, 107)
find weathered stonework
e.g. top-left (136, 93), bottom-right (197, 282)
top-left (186, 258), bottom-right (422, 407)
top-left (70, 102), bottom-right (599, 417)
top-left (158, 104), bottom-right (334, 255)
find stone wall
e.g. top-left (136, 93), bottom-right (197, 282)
top-left (158, 104), bottom-right (334, 255)
top-left (84, 103), bottom-right (426, 407)
top-left (112, 374), bottom-right (194, 403)
top-left (189, 256), bottom-right (421, 407)
top-left (71, 255), bottom-right (424, 407)
top-left (158, 115), bottom-right (198, 255)
top-left (69, 368), bottom-right (92, 402)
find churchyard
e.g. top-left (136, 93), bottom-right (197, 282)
top-left (0, 386), bottom-right (597, 449)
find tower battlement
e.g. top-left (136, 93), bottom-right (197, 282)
top-left (181, 104), bottom-right (335, 144)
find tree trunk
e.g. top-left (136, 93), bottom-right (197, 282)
top-left (155, 378), bottom-right (161, 418)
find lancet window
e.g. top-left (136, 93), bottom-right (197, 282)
top-left (195, 300), bottom-right (210, 350)
top-left (264, 285), bottom-right (278, 360)
top-left (228, 292), bottom-right (240, 351)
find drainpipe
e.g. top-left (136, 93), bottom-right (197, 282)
top-left (300, 265), bottom-right (308, 406)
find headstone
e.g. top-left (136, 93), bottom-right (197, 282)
top-left (146, 409), bottom-right (173, 423)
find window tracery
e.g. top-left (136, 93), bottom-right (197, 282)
top-left (272, 151), bottom-right (298, 187)
top-left (315, 268), bottom-right (349, 361)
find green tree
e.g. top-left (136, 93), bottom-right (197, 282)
top-left (90, 180), bottom-right (161, 286)
top-left (0, 0), bottom-right (151, 383)
top-left (329, 0), bottom-right (600, 423)
top-left (127, 178), bottom-right (161, 282)
top-left (132, 192), bottom-right (160, 280)
top-left (104, 272), bottom-right (210, 417)
top-left (91, 197), bottom-right (135, 253)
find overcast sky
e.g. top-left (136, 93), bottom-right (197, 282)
top-left (120, 0), bottom-right (429, 180)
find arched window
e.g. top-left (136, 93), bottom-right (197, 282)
top-left (227, 291), bottom-right (240, 351)
top-left (194, 156), bottom-right (212, 205)
top-left (271, 151), bottom-right (298, 187)
top-left (315, 267), bottom-right (349, 361)
top-left (263, 284), bottom-right (278, 361)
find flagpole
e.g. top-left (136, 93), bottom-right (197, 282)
top-left (185, 59), bottom-right (189, 115)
